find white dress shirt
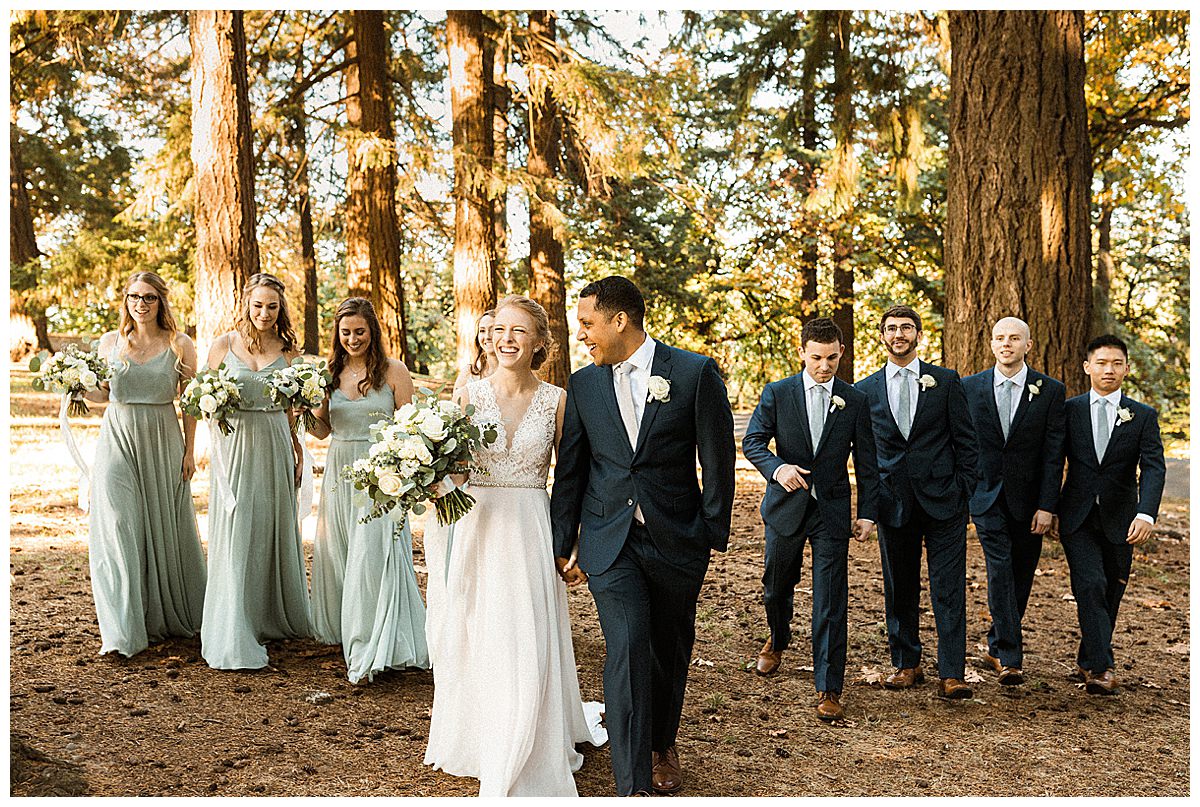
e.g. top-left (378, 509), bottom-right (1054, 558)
top-left (615, 334), bottom-right (656, 425)
top-left (771, 371), bottom-right (834, 489)
top-left (885, 359), bottom-right (920, 428)
top-left (1089, 387), bottom-right (1154, 525)
top-left (993, 363), bottom-right (1029, 431)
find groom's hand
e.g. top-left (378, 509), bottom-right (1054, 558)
top-left (555, 556), bottom-right (587, 587)
top-left (853, 518), bottom-right (875, 543)
top-left (775, 464), bottom-right (811, 493)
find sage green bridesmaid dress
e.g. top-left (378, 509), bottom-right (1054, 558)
top-left (89, 346), bottom-right (206, 657)
top-left (200, 353), bottom-right (313, 670)
top-left (317, 382), bottom-right (429, 682)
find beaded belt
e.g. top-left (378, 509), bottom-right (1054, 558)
top-left (470, 480), bottom-right (547, 490)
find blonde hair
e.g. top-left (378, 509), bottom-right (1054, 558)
top-left (469, 308), bottom-right (496, 377)
top-left (494, 294), bottom-right (555, 371)
top-left (118, 271), bottom-right (188, 374)
top-left (235, 272), bottom-right (298, 354)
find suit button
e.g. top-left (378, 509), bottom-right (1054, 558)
top-left (627, 499), bottom-right (634, 506)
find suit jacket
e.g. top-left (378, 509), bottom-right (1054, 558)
top-left (962, 367), bottom-right (1067, 523)
top-left (855, 360), bottom-right (979, 528)
top-left (1059, 392), bottom-right (1166, 543)
top-left (550, 341), bottom-right (737, 575)
top-left (742, 374), bottom-right (879, 539)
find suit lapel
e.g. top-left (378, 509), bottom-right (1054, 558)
top-left (980, 372), bottom-right (1006, 442)
top-left (793, 375), bottom-right (815, 455)
top-left (633, 342), bottom-right (673, 457)
top-left (1072, 397), bottom-right (1100, 467)
top-left (869, 369), bottom-right (904, 441)
top-left (813, 378), bottom-right (844, 456)
top-left (598, 363), bottom-right (635, 459)
top-left (1006, 370), bottom-right (1037, 440)
top-left (1102, 394), bottom-right (1135, 465)
top-left (909, 360), bottom-right (932, 435)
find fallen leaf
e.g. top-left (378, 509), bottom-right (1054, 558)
top-left (769, 729), bottom-right (788, 738)
top-left (1139, 599), bottom-right (1172, 610)
top-left (857, 666), bottom-right (884, 685)
top-left (1140, 681), bottom-right (1163, 689)
top-left (1062, 594), bottom-right (1076, 601)
top-left (1166, 644), bottom-right (1189, 655)
top-left (963, 668), bottom-right (984, 684)
top-left (692, 658), bottom-right (715, 667)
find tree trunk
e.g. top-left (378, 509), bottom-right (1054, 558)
top-left (525, 11), bottom-right (571, 387)
top-left (1093, 193), bottom-right (1114, 332)
top-left (797, 11), bottom-right (828, 317)
top-left (286, 56), bottom-right (320, 356)
top-left (345, 11), bottom-right (409, 364)
top-left (491, 22), bottom-right (510, 293)
top-left (447, 10), bottom-right (497, 378)
top-left (944, 11), bottom-right (1092, 393)
top-left (189, 10), bottom-right (259, 352)
top-left (829, 11), bottom-right (855, 382)
top-left (10, 131), bottom-right (51, 350)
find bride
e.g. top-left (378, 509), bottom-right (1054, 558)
top-left (423, 295), bottom-right (606, 797)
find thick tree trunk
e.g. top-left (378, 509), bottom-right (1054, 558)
top-left (345, 11), bottom-right (409, 364)
top-left (10, 132), bottom-right (51, 350)
top-left (797, 11), bottom-right (828, 317)
top-left (829, 11), bottom-right (855, 382)
top-left (491, 23), bottom-right (510, 293)
top-left (525, 11), bottom-right (571, 387)
top-left (945, 11), bottom-right (1092, 393)
top-left (1093, 195), bottom-right (1114, 332)
top-left (189, 10), bottom-right (259, 352)
top-left (447, 10), bottom-right (497, 377)
top-left (286, 57), bottom-right (320, 356)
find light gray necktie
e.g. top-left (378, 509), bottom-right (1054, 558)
top-left (809, 384), bottom-right (827, 450)
top-left (1093, 398), bottom-right (1111, 462)
top-left (895, 368), bottom-right (913, 439)
top-left (1001, 378), bottom-right (1016, 440)
top-left (614, 361), bottom-right (639, 449)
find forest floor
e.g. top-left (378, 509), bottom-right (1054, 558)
top-left (8, 363), bottom-right (1191, 796)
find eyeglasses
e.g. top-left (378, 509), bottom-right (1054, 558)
top-left (127, 293), bottom-right (160, 305)
top-left (883, 323), bottom-right (917, 336)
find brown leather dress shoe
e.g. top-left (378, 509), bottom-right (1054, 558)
top-left (980, 651), bottom-right (1003, 674)
top-left (883, 666), bottom-right (925, 689)
top-left (1085, 669), bottom-right (1119, 695)
top-left (1067, 666), bottom-right (1087, 684)
top-left (998, 666), bottom-right (1025, 686)
top-left (755, 640), bottom-right (782, 677)
top-left (937, 678), bottom-right (973, 699)
top-left (652, 745), bottom-right (682, 794)
top-left (816, 691), bottom-right (844, 722)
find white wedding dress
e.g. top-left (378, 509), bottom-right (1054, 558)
top-left (423, 379), bottom-right (606, 797)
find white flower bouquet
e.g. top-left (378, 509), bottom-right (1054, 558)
top-left (342, 388), bottom-right (498, 526)
top-left (181, 364), bottom-right (245, 435)
top-left (262, 357), bottom-right (333, 432)
top-left (29, 345), bottom-right (113, 417)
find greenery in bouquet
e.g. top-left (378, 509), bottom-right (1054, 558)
top-left (29, 344), bottom-right (112, 417)
top-left (181, 363), bottom-right (245, 435)
top-left (262, 357), bottom-right (333, 432)
top-left (343, 387), bottom-right (498, 527)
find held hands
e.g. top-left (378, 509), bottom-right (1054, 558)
top-left (1030, 509), bottom-right (1054, 536)
top-left (853, 518), bottom-right (875, 543)
top-left (555, 551), bottom-right (587, 588)
top-left (1127, 518), bottom-right (1154, 546)
top-left (775, 464), bottom-right (811, 493)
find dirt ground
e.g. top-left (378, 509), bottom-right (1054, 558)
top-left (8, 365), bottom-right (1191, 796)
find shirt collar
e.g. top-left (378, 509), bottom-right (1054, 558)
top-left (993, 363), bottom-right (1028, 389)
top-left (625, 334), bottom-right (656, 372)
top-left (886, 359), bottom-right (920, 378)
top-left (1090, 388), bottom-right (1123, 407)
top-left (803, 371), bottom-right (834, 394)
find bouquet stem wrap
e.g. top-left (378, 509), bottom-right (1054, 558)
top-left (58, 394), bottom-right (91, 511)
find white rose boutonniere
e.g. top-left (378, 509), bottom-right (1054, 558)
top-left (1027, 378), bottom-right (1043, 402)
top-left (917, 373), bottom-right (937, 391)
top-left (1116, 407), bottom-right (1134, 426)
top-left (829, 394), bottom-right (846, 412)
top-left (647, 375), bottom-right (671, 403)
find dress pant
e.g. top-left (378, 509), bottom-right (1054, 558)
top-left (587, 522), bottom-right (708, 796)
top-left (761, 499), bottom-right (850, 692)
top-left (877, 501), bottom-right (968, 679)
top-left (1061, 506), bottom-right (1134, 674)
top-left (974, 499), bottom-right (1043, 667)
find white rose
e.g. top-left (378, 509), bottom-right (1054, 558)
top-left (198, 394), bottom-right (219, 414)
top-left (200, 382), bottom-right (213, 394)
top-left (437, 399), bottom-right (460, 416)
top-left (369, 441), bottom-right (390, 458)
top-left (79, 370), bottom-right (98, 389)
top-left (418, 411), bottom-right (448, 441)
top-left (63, 368), bottom-right (81, 386)
top-left (647, 375), bottom-right (671, 403)
top-left (396, 403), bottom-right (419, 423)
top-left (377, 472), bottom-right (404, 497)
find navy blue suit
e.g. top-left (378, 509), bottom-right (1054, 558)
top-left (856, 360), bottom-right (978, 679)
top-left (551, 340), bottom-right (735, 796)
top-left (1058, 392), bottom-right (1165, 674)
top-left (963, 367), bottom-right (1066, 668)
top-left (743, 373), bottom-right (879, 693)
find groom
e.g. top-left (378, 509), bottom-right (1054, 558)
top-left (551, 276), bottom-right (736, 796)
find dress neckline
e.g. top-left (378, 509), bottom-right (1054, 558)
top-left (119, 346), bottom-right (172, 367)
top-left (226, 352), bottom-right (286, 373)
top-left (333, 381), bottom-right (394, 403)
top-left (480, 379), bottom-right (548, 455)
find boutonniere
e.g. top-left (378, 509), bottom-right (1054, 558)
top-left (1116, 406), bottom-right (1134, 425)
top-left (830, 394), bottom-right (846, 412)
top-left (1027, 378), bottom-right (1043, 402)
top-left (646, 375), bottom-right (671, 403)
top-left (917, 374), bottom-right (937, 391)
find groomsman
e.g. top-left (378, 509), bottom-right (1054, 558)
top-left (856, 305), bottom-right (979, 699)
top-left (1058, 334), bottom-right (1164, 694)
top-left (963, 317), bottom-right (1066, 685)
top-left (742, 318), bottom-right (880, 721)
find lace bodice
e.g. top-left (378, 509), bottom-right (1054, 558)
top-left (467, 379), bottom-right (560, 489)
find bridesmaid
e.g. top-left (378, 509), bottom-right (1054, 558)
top-left (452, 309), bottom-right (497, 390)
top-left (200, 272), bottom-right (313, 670)
top-left (308, 297), bottom-right (429, 682)
top-left (85, 271), bottom-right (206, 657)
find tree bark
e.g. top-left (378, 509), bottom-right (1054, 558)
top-left (345, 11), bottom-right (409, 364)
top-left (286, 55), bottom-right (320, 356)
top-left (189, 10), bottom-right (259, 352)
top-left (10, 130), bottom-right (51, 350)
top-left (797, 11), bottom-right (828, 318)
top-left (489, 19), bottom-right (510, 293)
top-left (945, 11), bottom-right (1093, 393)
top-left (447, 10), bottom-right (497, 378)
top-left (525, 11), bottom-right (571, 387)
top-left (1093, 192), bottom-right (1114, 332)
top-left (829, 11), bottom-right (855, 382)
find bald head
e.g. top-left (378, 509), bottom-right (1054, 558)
top-left (991, 316), bottom-right (1032, 373)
